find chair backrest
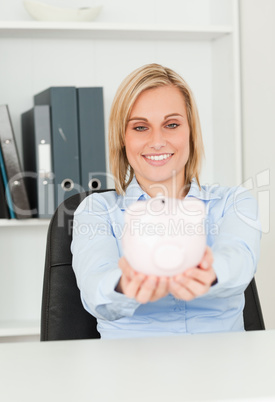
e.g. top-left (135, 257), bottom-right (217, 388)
top-left (41, 191), bottom-right (101, 341)
top-left (40, 192), bottom-right (265, 341)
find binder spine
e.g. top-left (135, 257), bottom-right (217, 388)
top-left (77, 87), bottom-right (107, 192)
top-left (0, 105), bottom-right (31, 219)
top-left (22, 106), bottom-right (55, 218)
top-left (34, 87), bottom-right (81, 208)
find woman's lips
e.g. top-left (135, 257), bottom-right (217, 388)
top-left (142, 153), bottom-right (174, 166)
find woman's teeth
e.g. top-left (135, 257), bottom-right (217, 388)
top-left (144, 153), bottom-right (172, 161)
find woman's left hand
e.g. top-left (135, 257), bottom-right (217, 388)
top-left (168, 246), bottom-right (216, 301)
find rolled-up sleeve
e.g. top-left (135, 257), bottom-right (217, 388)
top-left (71, 193), bottom-right (140, 321)
top-left (208, 186), bottom-right (261, 297)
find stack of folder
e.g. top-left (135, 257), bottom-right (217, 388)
top-left (0, 105), bottom-right (32, 219)
top-left (21, 86), bottom-right (107, 218)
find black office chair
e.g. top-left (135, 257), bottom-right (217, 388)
top-left (40, 191), bottom-right (265, 341)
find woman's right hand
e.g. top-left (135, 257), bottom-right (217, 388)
top-left (116, 257), bottom-right (169, 304)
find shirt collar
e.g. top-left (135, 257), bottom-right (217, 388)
top-left (122, 176), bottom-right (221, 210)
top-left (120, 176), bottom-right (150, 210)
top-left (186, 179), bottom-right (221, 201)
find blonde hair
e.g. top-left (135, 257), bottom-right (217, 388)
top-left (108, 63), bottom-right (204, 194)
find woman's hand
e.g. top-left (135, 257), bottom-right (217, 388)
top-left (168, 246), bottom-right (216, 301)
top-left (116, 247), bottom-right (216, 303)
top-left (116, 257), bottom-right (169, 304)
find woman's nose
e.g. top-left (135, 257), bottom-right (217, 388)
top-left (148, 129), bottom-right (166, 150)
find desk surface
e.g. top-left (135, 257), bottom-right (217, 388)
top-left (1, 330), bottom-right (275, 402)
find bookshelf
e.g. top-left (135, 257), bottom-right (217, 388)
top-left (0, 21), bottom-right (233, 40)
top-left (0, 320), bottom-right (40, 338)
top-left (0, 0), bottom-right (242, 340)
top-left (0, 219), bottom-right (50, 227)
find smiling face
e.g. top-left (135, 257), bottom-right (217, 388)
top-left (124, 85), bottom-right (190, 198)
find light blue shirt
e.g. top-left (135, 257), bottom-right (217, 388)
top-left (71, 177), bottom-right (261, 339)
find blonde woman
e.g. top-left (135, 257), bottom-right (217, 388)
top-left (71, 64), bottom-right (260, 339)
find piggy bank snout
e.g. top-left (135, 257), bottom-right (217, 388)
top-left (153, 242), bottom-right (185, 272)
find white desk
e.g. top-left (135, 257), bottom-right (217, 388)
top-left (0, 330), bottom-right (275, 402)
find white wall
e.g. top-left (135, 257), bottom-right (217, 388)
top-left (240, 0), bottom-right (275, 329)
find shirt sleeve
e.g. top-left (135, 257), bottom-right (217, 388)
top-left (208, 186), bottom-right (261, 298)
top-left (71, 193), bottom-right (140, 321)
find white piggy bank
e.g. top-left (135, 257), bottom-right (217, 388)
top-left (122, 196), bottom-right (206, 276)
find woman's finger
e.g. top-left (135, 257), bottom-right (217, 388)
top-left (119, 256), bottom-right (135, 279)
top-left (135, 276), bottom-right (158, 304)
top-left (169, 278), bottom-right (195, 301)
top-left (184, 266), bottom-right (216, 286)
top-left (199, 246), bottom-right (213, 270)
top-left (180, 275), bottom-right (209, 297)
top-left (123, 272), bottom-right (146, 299)
top-left (150, 276), bottom-right (169, 302)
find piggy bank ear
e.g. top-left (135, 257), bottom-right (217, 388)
top-left (146, 196), bottom-right (168, 215)
top-left (181, 199), bottom-right (206, 215)
top-left (153, 241), bottom-right (185, 272)
top-left (125, 200), bottom-right (147, 217)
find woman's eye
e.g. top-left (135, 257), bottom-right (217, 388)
top-left (166, 123), bottom-right (179, 129)
top-left (134, 126), bottom-right (147, 132)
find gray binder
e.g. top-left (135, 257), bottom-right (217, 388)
top-left (34, 87), bottom-right (81, 208)
top-left (0, 105), bottom-right (32, 219)
top-left (77, 87), bottom-right (107, 191)
top-left (21, 106), bottom-right (55, 218)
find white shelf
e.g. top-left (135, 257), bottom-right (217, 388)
top-left (0, 320), bottom-right (40, 337)
top-left (0, 219), bottom-right (50, 227)
top-left (0, 21), bottom-right (233, 40)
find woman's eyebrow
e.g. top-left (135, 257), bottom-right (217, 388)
top-left (164, 113), bottom-right (184, 119)
top-left (128, 117), bottom-right (148, 122)
top-left (128, 113), bottom-right (184, 122)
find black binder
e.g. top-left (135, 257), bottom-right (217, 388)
top-left (34, 87), bottom-right (81, 208)
top-left (77, 87), bottom-right (107, 191)
top-left (21, 105), bottom-right (55, 218)
top-left (0, 105), bottom-right (32, 219)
